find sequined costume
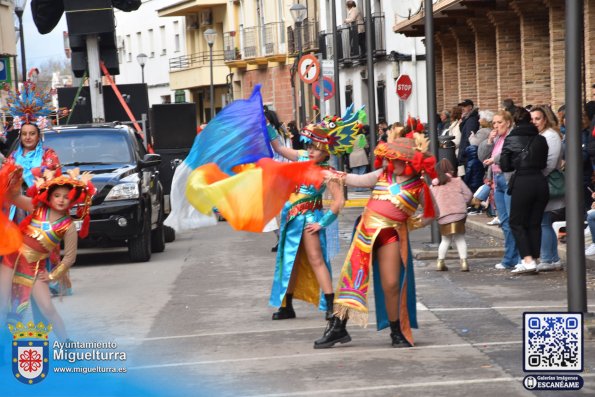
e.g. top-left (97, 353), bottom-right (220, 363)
top-left (269, 151), bottom-right (334, 312)
top-left (3, 206), bottom-right (76, 314)
top-left (333, 136), bottom-right (437, 347)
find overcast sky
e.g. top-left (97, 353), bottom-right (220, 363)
top-left (17, 4), bottom-right (68, 69)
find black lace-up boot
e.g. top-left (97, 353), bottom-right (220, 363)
top-left (324, 293), bottom-right (335, 320)
top-left (389, 320), bottom-right (412, 348)
top-left (313, 316), bottom-right (351, 349)
top-left (272, 293), bottom-right (296, 320)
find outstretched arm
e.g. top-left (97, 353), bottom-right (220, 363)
top-left (344, 168), bottom-right (382, 188)
top-left (268, 125), bottom-right (299, 161)
top-left (305, 177), bottom-right (345, 234)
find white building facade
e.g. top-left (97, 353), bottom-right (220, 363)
top-left (113, 0), bottom-right (186, 105)
top-left (319, 0), bottom-right (428, 124)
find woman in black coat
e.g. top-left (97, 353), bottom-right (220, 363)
top-left (500, 107), bottom-right (549, 273)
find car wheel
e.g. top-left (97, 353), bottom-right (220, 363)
top-left (164, 225), bottom-right (176, 243)
top-left (151, 206), bottom-right (166, 253)
top-left (128, 213), bottom-right (152, 262)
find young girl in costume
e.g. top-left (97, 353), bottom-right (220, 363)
top-left (314, 132), bottom-right (438, 349)
top-left (430, 158), bottom-right (473, 271)
top-left (268, 121), bottom-right (345, 321)
top-left (0, 163), bottom-right (94, 341)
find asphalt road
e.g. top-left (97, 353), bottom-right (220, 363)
top-left (52, 208), bottom-right (595, 397)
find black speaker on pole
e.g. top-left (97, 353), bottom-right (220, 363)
top-left (149, 104), bottom-right (197, 150)
top-left (58, 84), bottom-right (149, 125)
top-left (64, 0), bottom-right (115, 35)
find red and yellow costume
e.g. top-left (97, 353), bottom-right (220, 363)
top-left (0, 164), bottom-right (95, 316)
top-left (334, 133), bottom-right (437, 346)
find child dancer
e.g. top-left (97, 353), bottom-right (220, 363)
top-left (430, 158), bottom-right (473, 271)
top-left (0, 163), bottom-right (94, 341)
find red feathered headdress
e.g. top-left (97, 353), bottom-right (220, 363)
top-left (373, 133), bottom-right (437, 218)
top-left (24, 168), bottom-right (96, 238)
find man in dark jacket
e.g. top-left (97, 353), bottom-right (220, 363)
top-left (457, 99), bottom-right (480, 169)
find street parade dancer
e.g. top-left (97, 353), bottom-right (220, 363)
top-left (0, 162), bottom-right (95, 341)
top-left (314, 130), bottom-right (438, 349)
top-left (267, 106), bottom-right (367, 321)
top-left (2, 82), bottom-right (71, 299)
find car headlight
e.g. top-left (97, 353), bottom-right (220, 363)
top-left (105, 183), bottom-right (139, 201)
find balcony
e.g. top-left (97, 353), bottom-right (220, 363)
top-left (168, 51), bottom-right (228, 90)
top-left (223, 31), bottom-right (246, 68)
top-left (287, 18), bottom-right (320, 56)
top-left (335, 14), bottom-right (386, 66)
top-left (235, 22), bottom-right (287, 65)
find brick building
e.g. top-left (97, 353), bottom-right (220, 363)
top-left (394, 0), bottom-right (595, 113)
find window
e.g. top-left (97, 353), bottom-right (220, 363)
top-left (160, 26), bottom-right (167, 55)
top-left (136, 32), bottom-right (142, 53)
top-left (376, 80), bottom-right (386, 123)
top-left (148, 29), bottom-right (154, 57)
top-left (345, 84), bottom-right (353, 108)
top-left (126, 35), bottom-right (132, 62)
top-left (173, 21), bottom-right (180, 52)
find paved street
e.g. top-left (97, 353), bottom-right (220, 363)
top-left (53, 206), bottom-right (595, 397)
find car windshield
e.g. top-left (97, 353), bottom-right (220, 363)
top-left (44, 130), bottom-right (134, 165)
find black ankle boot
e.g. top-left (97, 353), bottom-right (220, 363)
top-left (389, 320), bottom-right (412, 348)
top-left (272, 294), bottom-right (296, 320)
top-left (313, 316), bottom-right (351, 349)
top-left (324, 293), bottom-right (335, 320)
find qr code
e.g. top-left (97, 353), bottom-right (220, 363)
top-left (523, 313), bottom-right (583, 371)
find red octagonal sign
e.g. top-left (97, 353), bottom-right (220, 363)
top-left (396, 74), bottom-right (413, 101)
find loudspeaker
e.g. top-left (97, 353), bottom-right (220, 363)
top-left (57, 87), bottom-right (92, 124)
top-left (57, 84), bottom-right (149, 124)
top-left (64, 0), bottom-right (115, 36)
top-left (149, 104), bottom-right (197, 150)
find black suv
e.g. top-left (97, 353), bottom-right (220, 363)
top-left (42, 124), bottom-right (165, 262)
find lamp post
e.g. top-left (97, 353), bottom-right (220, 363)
top-left (204, 28), bottom-right (217, 120)
top-left (136, 53), bottom-right (148, 84)
top-left (14, 0), bottom-right (27, 84)
top-left (290, 3), bottom-right (307, 128)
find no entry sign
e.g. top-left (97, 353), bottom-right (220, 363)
top-left (396, 74), bottom-right (413, 101)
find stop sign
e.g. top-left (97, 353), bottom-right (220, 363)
top-left (396, 74), bottom-right (413, 101)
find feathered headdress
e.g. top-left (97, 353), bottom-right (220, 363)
top-left (23, 168), bottom-right (96, 238)
top-left (2, 81), bottom-right (54, 130)
top-left (374, 133), bottom-right (437, 218)
top-left (300, 104), bottom-right (367, 155)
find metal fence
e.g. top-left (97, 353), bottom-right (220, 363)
top-left (169, 51), bottom-right (225, 71)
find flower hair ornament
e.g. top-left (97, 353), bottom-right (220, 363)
top-left (2, 81), bottom-right (54, 130)
top-left (22, 168), bottom-right (96, 238)
top-left (300, 104), bottom-right (367, 155)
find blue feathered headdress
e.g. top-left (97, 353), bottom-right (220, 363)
top-left (2, 81), bottom-right (54, 130)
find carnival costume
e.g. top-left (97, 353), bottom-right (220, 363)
top-left (316, 133), bottom-right (437, 348)
top-left (0, 165), bottom-right (95, 317)
top-left (269, 106), bottom-right (367, 318)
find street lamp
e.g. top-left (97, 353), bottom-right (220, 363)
top-left (14, 0), bottom-right (27, 84)
top-left (136, 53), bottom-right (148, 84)
top-left (290, 3), bottom-right (307, 127)
top-left (204, 28), bottom-right (217, 120)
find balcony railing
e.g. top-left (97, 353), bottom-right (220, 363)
top-left (264, 22), bottom-right (286, 57)
top-left (335, 14), bottom-right (386, 65)
top-left (169, 51), bottom-right (225, 71)
top-left (287, 18), bottom-right (320, 55)
top-left (223, 31), bottom-right (240, 62)
top-left (237, 23), bottom-right (286, 60)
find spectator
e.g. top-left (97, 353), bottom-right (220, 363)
top-left (345, 1), bottom-right (365, 57)
top-left (431, 158), bottom-right (473, 271)
top-left (457, 99), bottom-right (480, 170)
top-left (287, 120), bottom-right (303, 150)
top-left (438, 110), bottom-right (451, 135)
top-left (500, 107), bottom-right (549, 274)
top-left (463, 145), bottom-right (485, 204)
top-left (557, 105), bottom-right (566, 135)
top-left (530, 105), bottom-right (564, 272)
top-left (447, 106), bottom-right (463, 160)
top-left (502, 98), bottom-right (516, 114)
top-left (479, 110), bottom-right (520, 269)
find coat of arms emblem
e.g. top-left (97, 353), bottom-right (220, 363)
top-left (8, 321), bottom-right (52, 385)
